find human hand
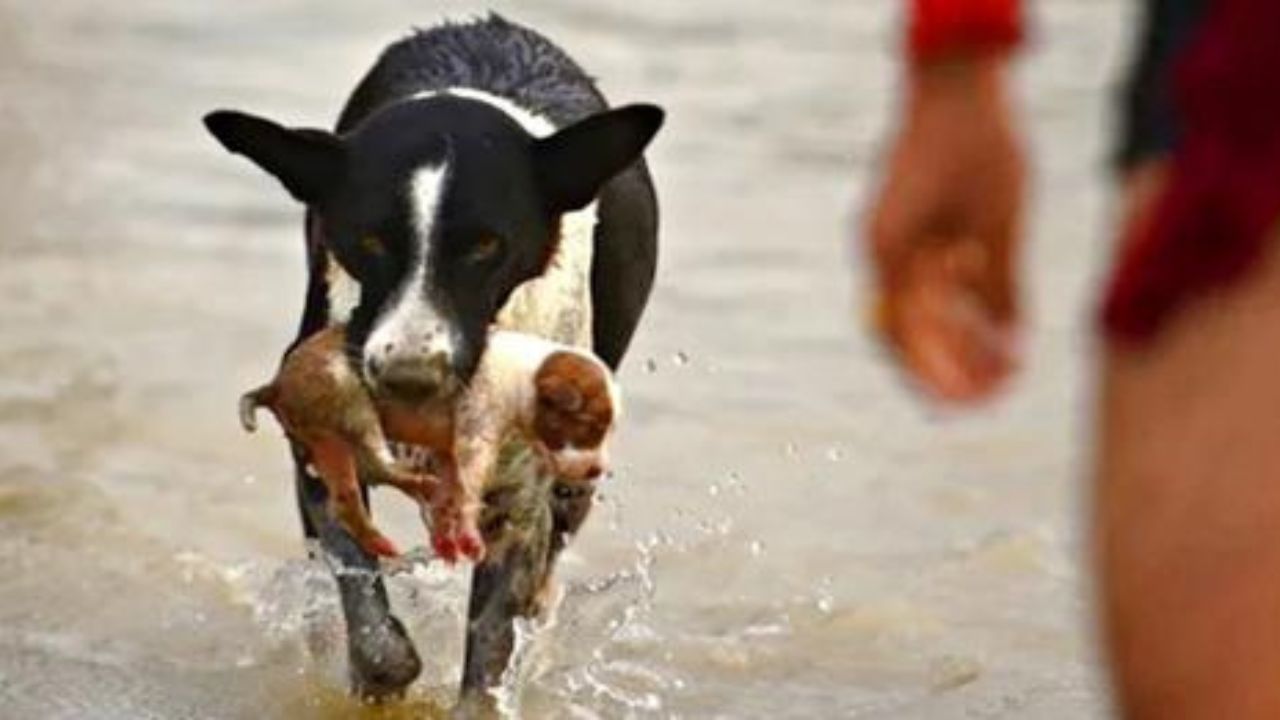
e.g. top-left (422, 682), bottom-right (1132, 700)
top-left (865, 55), bottom-right (1026, 403)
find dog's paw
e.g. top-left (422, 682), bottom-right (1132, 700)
top-left (347, 614), bottom-right (422, 701)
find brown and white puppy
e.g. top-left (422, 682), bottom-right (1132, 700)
top-left (241, 327), bottom-right (620, 564)
top-left (239, 326), bottom-right (435, 559)
top-left (416, 330), bottom-right (619, 561)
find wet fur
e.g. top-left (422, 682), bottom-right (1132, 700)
top-left (242, 328), bottom-right (619, 560)
top-left (206, 14), bottom-right (660, 700)
top-left (240, 327), bottom-right (439, 558)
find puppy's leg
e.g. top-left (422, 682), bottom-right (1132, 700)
top-left (442, 439), bottom-right (497, 564)
top-left (426, 458), bottom-right (485, 564)
top-left (350, 435), bottom-right (457, 563)
top-left (351, 429), bottom-right (437, 499)
top-left (310, 435), bottom-right (399, 558)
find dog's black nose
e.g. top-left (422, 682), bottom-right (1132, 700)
top-left (380, 374), bottom-right (439, 402)
top-left (375, 355), bottom-right (452, 402)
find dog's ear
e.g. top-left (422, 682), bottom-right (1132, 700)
top-left (533, 104), bottom-right (664, 213)
top-left (203, 110), bottom-right (344, 205)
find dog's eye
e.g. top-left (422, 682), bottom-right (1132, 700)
top-left (466, 235), bottom-right (503, 264)
top-left (359, 235), bottom-right (385, 257)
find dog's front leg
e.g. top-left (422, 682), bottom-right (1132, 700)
top-left (455, 448), bottom-right (598, 716)
top-left (292, 453), bottom-right (423, 700)
top-left (456, 441), bottom-right (557, 714)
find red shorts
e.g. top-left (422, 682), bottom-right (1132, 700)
top-left (1102, 0), bottom-right (1280, 344)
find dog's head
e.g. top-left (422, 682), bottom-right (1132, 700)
top-left (531, 349), bottom-right (618, 481)
top-left (204, 95), bottom-right (662, 404)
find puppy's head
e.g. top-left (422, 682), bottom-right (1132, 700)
top-left (532, 350), bottom-right (619, 481)
top-left (203, 97), bottom-right (662, 406)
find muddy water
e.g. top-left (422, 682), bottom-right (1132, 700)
top-left (0, 1), bottom-right (1129, 717)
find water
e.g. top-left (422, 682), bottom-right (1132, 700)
top-left (0, 1), bottom-right (1129, 717)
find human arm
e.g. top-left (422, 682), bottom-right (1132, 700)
top-left (863, 0), bottom-right (1027, 403)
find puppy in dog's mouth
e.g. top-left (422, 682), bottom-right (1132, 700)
top-left (240, 328), bottom-right (620, 562)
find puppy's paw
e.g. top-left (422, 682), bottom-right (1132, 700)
top-left (365, 533), bottom-right (401, 559)
top-left (456, 528), bottom-right (486, 563)
top-left (431, 532), bottom-right (460, 564)
top-left (427, 514), bottom-right (485, 564)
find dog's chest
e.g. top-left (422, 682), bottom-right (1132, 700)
top-left (495, 203), bottom-right (595, 348)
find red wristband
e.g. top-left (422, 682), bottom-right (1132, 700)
top-left (910, 0), bottom-right (1024, 62)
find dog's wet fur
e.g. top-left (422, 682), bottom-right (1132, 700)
top-left (205, 14), bottom-right (661, 702)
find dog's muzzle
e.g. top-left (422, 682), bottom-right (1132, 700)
top-left (371, 352), bottom-right (456, 403)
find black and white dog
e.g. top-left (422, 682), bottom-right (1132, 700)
top-left (204, 15), bottom-right (661, 703)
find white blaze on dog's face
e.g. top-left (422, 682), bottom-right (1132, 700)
top-left (531, 350), bottom-right (618, 481)
top-left (359, 164), bottom-right (459, 393)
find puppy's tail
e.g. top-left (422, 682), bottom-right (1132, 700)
top-left (238, 384), bottom-right (277, 433)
